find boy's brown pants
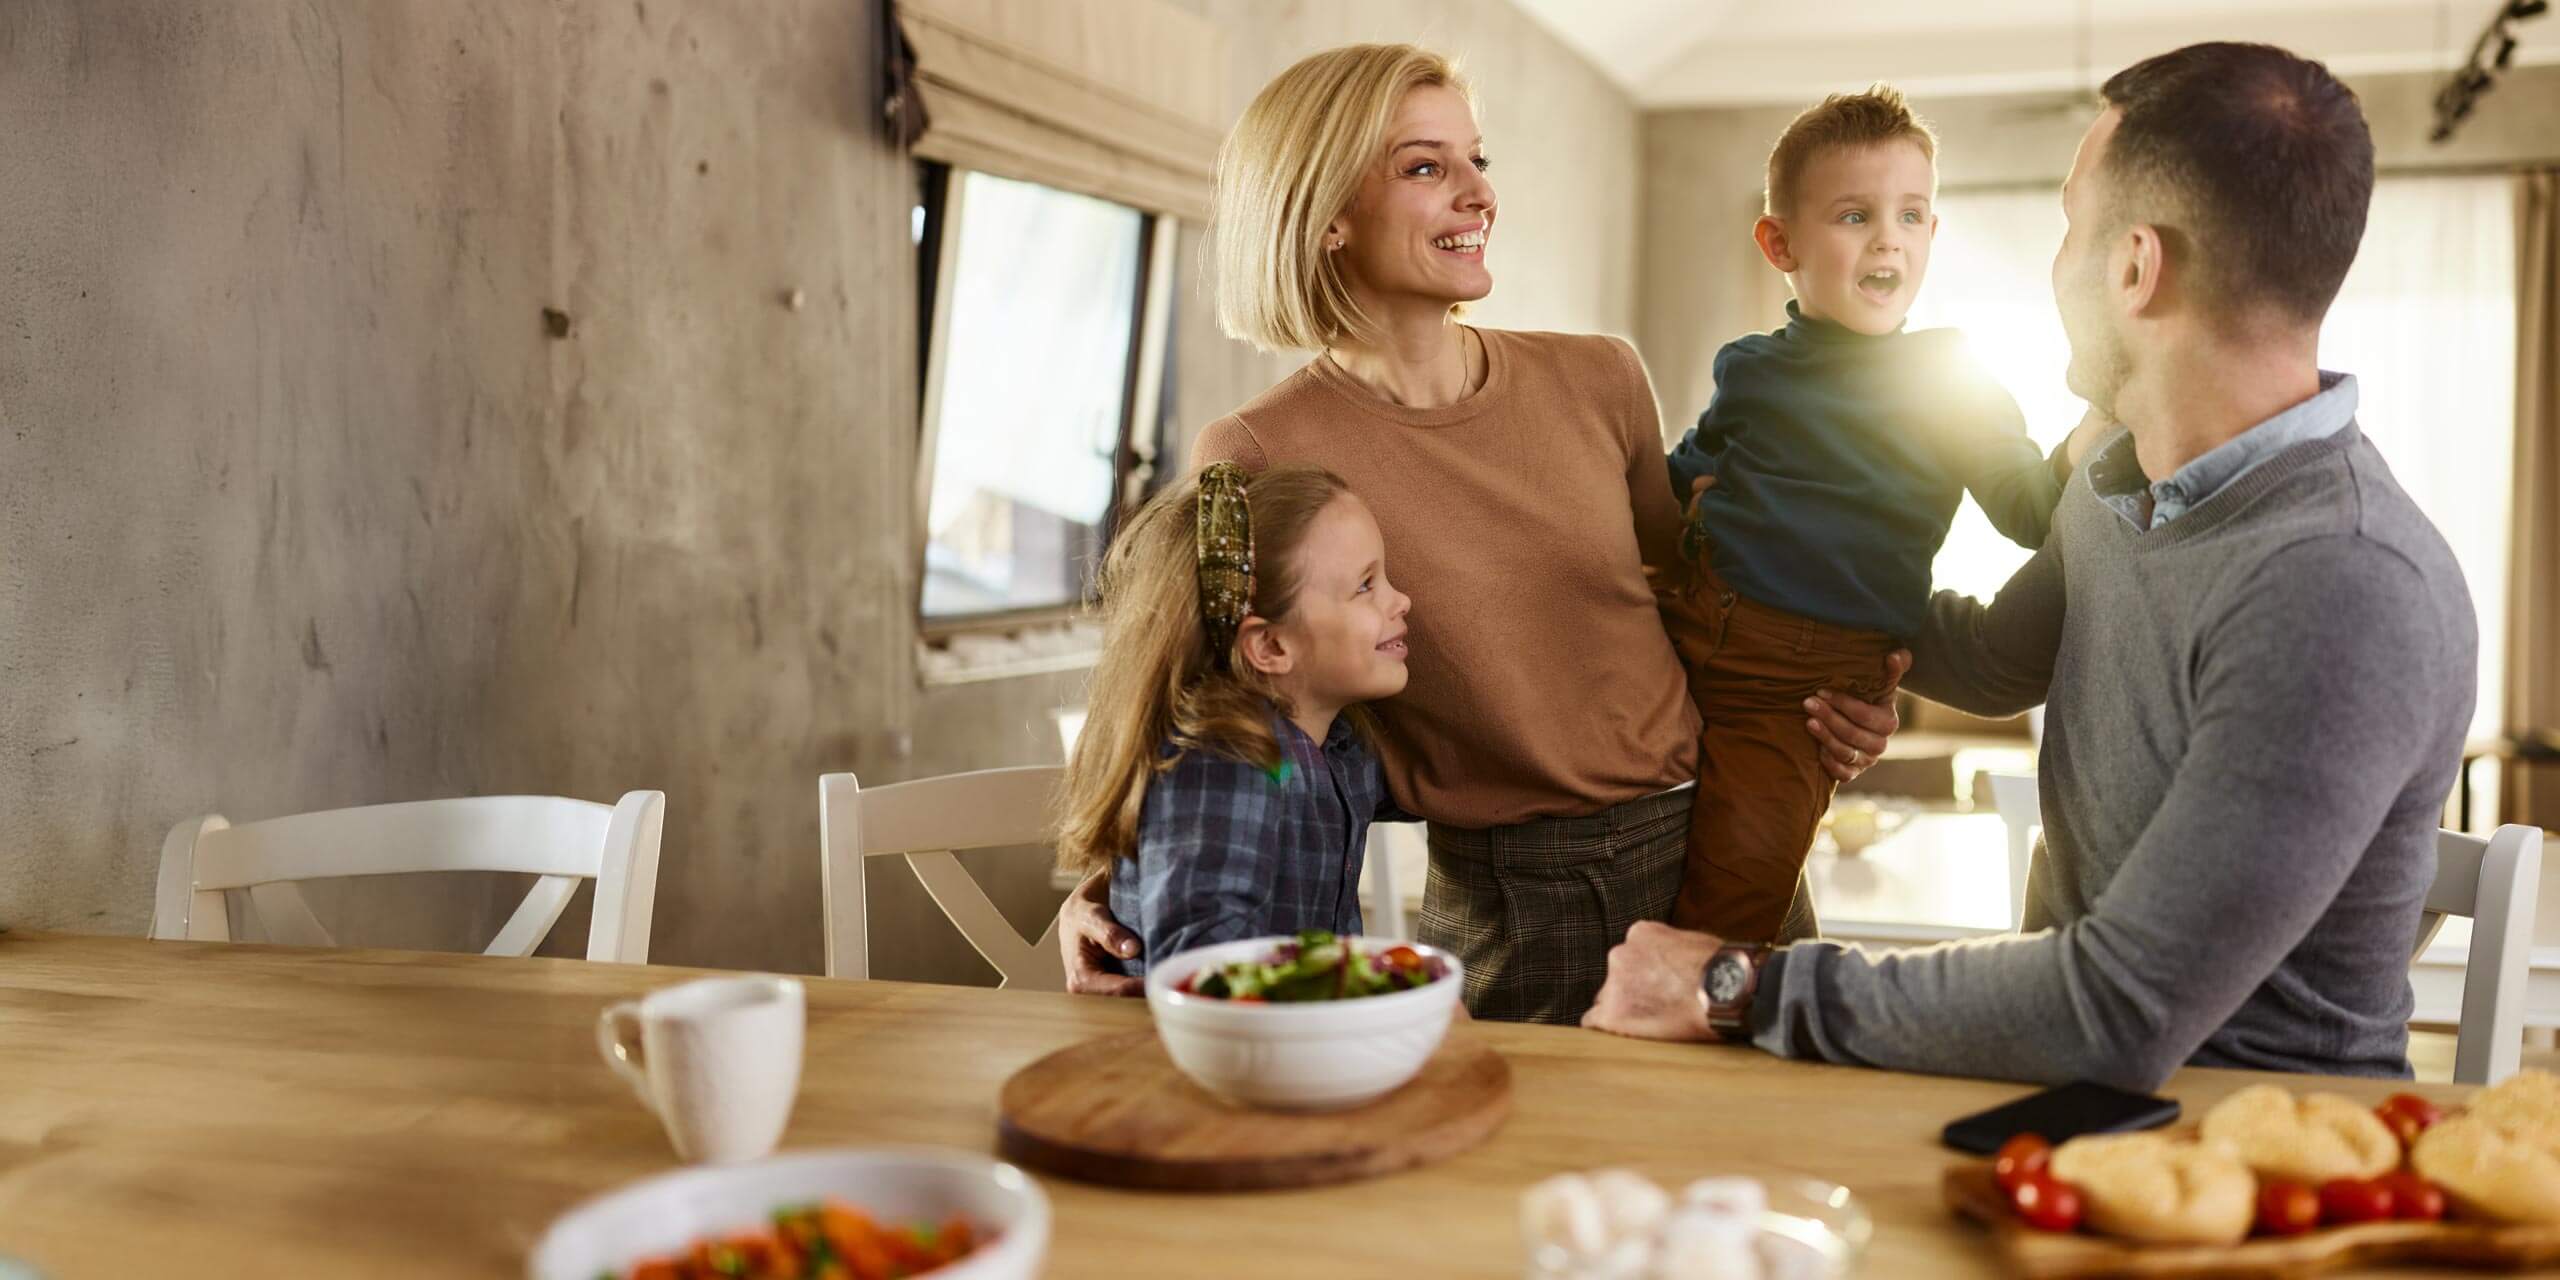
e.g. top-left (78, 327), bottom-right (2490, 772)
top-left (1660, 565), bottom-right (1897, 943)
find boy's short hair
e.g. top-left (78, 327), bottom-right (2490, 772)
top-left (1764, 85), bottom-right (1938, 218)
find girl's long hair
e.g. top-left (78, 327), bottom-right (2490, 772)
top-left (1054, 465), bottom-right (1362, 875)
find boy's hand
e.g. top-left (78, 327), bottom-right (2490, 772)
top-left (2064, 404), bottom-right (2115, 468)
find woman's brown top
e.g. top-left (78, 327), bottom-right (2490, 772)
top-left (1192, 327), bottom-right (1699, 829)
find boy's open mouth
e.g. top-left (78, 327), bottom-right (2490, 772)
top-left (1856, 268), bottom-right (1902, 303)
top-left (1376, 632), bottom-right (1409, 659)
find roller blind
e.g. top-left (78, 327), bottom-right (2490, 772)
top-left (893, 0), bottom-right (1226, 221)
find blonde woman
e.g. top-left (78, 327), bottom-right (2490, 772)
top-left (1057, 44), bottom-right (1906, 1022)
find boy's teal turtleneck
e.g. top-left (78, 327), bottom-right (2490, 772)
top-left (1666, 301), bottom-right (2065, 637)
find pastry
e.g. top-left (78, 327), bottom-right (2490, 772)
top-left (2199, 1084), bottom-right (2399, 1182)
top-left (2464, 1068), bottom-right (2560, 1140)
top-left (2050, 1132), bottom-right (2255, 1246)
top-left (2412, 1111), bottom-right (2560, 1225)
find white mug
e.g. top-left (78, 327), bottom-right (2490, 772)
top-left (597, 974), bottom-right (805, 1164)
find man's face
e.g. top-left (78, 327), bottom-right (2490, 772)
top-left (2053, 109), bottom-right (2132, 414)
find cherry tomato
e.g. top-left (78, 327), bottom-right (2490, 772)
top-left (1380, 945), bottom-right (1424, 971)
top-left (2376, 1092), bottom-right (2445, 1148)
top-left (2254, 1179), bottom-right (2320, 1237)
top-left (2375, 1171), bottom-right (2446, 1222)
top-left (2319, 1178), bottom-right (2396, 1226)
top-left (1994, 1133), bottom-right (2054, 1193)
top-left (2010, 1171), bottom-right (2084, 1233)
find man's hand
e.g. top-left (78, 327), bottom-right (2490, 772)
top-left (1059, 869), bottom-right (1143, 997)
top-left (1806, 649), bottom-right (1910, 782)
top-left (1583, 921), bottom-right (1721, 1042)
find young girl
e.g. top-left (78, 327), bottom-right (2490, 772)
top-left (1055, 462), bottom-right (1413, 973)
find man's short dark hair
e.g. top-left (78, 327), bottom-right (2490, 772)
top-left (2099, 42), bottom-right (2375, 325)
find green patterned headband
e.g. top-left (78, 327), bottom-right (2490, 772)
top-left (1195, 462), bottom-right (1255, 665)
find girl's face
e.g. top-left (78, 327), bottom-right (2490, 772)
top-left (1246, 494), bottom-right (1412, 713)
top-left (1327, 85), bottom-right (1496, 318)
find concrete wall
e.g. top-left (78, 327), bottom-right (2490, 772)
top-left (1, 0), bottom-right (918, 970)
top-left (0, 0), bottom-right (1638, 980)
top-left (1636, 63), bottom-right (2560, 439)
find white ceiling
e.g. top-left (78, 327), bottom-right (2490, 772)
top-left (1506, 0), bottom-right (2559, 106)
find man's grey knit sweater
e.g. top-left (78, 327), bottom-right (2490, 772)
top-left (1748, 419), bottom-right (2475, 1087)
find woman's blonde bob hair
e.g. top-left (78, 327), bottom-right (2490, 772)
top-left (1211, 43), bottom-right (1476, 353)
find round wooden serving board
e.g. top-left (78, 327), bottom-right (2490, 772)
top-left (995, 1029), bottom-right (1511, 1191)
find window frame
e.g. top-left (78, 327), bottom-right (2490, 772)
top-left (912, 162), bottom-right (1178, 639)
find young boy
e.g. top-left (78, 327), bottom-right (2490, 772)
top-left (1663, 85), bottom-right (2070, 942)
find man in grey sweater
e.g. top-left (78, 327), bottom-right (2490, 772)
top-left (1585, 41), bottom-right (2477, 1088)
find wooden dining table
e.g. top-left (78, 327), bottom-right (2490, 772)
top-left (0, 932), bottom-right (2486, 1278)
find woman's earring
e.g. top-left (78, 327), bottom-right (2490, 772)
top-left (1329, 240), bottom-right (1343, 252)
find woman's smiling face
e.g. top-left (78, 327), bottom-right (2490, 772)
top-left (1328, 85), bottom-right (1497, 315)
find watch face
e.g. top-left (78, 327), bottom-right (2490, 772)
top-left (1706, 953), bottom-right (1749, 1003)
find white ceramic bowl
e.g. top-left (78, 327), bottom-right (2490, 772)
top-left (1144, 935), bottom-right (1463, 1111)
top-left (526, 1147), bottom-right (1048, 1280)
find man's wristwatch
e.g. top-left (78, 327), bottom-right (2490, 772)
top-left (1698, 943), bottom-right (1774, 1043)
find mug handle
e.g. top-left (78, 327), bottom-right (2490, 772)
top-left (597, 1002), bottom-right (652, 1104)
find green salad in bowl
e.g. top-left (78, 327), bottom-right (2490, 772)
top-left (1170, 930), bottom-right (1448, 1002)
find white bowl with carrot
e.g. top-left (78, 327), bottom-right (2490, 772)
top-left (1143, 931), bottom-right (1464, 1111)
top-left (528, 1147), bottom-right (1047, 1280)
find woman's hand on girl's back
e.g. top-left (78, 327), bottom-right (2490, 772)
top-left (1060, 869), bottom-right (1145, 997)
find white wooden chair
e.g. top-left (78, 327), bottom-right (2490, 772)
top-left (819, 767), bottom-right (1067, 990)
top-left (2427, 824), bottom-right (2545, 1084)
top-left (150, 792), bottom-right (665, 963)
top-left (1362, 823), bottom-right (1417, 941)
top-left (1986, 772), bottom-right (2041, 928)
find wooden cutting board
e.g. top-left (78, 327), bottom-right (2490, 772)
top-left (995, 1029), bottom-right (1510, 1191)
top-left (1945, 1164), bottom-right (2560, 1278)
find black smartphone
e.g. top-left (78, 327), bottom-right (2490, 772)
top-left (1941, 1080), bottom-right (2182, 1155)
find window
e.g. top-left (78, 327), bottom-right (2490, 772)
top-left (1910, 178), bottom-right (2517, 738)
top-left (914, 165), bottom-right (1174, 628)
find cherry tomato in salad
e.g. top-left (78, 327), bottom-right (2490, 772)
top-left (2319, 1178), bottom-right (2395, 1226)
top-left (2009, 1171), bottom-right (2083, 1233)
top-left (1380, 945), bottom-right (1425, 972)
top-left (2255, 1180), bottom-right (2320, 1237)
top-left (1993, 1133), bottom-right (2053, 1194)
top-left (2375, 1171), bottom-right (2446, 1222)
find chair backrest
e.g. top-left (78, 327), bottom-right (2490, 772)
top-left (1986, 773), bottom-right (2041, 928)
top-left (1363, 822), bottom-right (1417, 942)
top-left (818, 767), bottom-right (1066, 990)
top-left (2425, 824), bottom-right (2544, 1084)
top-left (150, 791), bottom-right (664, 963)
